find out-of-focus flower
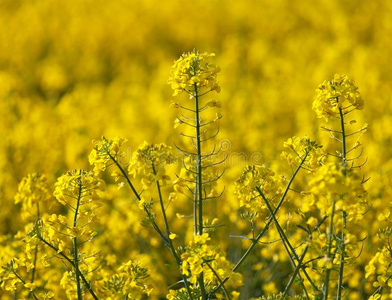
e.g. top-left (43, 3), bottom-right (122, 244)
top-left (14, 173), bottom-right (50, 221)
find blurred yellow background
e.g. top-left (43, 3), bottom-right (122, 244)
top-left (1, 0), bottom-right (392, 298)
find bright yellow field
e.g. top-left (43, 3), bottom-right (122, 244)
top-left (1, 0), bottom-right (392, 299)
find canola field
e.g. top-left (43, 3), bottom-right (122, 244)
top-left (1, 0), bottom-right (392, 299)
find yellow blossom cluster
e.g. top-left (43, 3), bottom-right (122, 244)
top-left (365, 228), bottom-right (392, 298)
top-left (168, 50), bottom-right (221, 96)
top-left (309, 162), bottom-right (368, 221)
top-left (179, 233), bottom-right (242, 293)
top-left (89, 137), bottom-right (128, 175)
top-left (97, 260), bottom-right (152, 299)
top-left (53, 169), bottom-right (105, 207)
top-left (14, 173), bottom-right (50, 221)
top-left (234, 165), bottom-right (280, 213)
top-left (313, 74), bottom-right (364, 121)
top-left (281, 136), bottom-right (325, 172)
top-left (128, 141), bottom-right (173, 188)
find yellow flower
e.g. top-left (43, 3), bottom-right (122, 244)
top-left (14, 173), bottom-right (50, 221)
top-left (168, 50), bottom-right (220, 96)
top-left (128, 141), bottom-right (172, 188)
top-left (100, 260), bottom-right (151, 299)
top-left (193, 233), bottom-right (210, 245)
top-left (313, 74), bottom-right (364, 121)
top-left (24, 282), bottom-right (36, 291)
top-left (89, 136), bottom-right (128, 175)
top-left (234, 165), bottom-right (279, 213)
top-left (180, 233), bottom-right (242, 288)
top-left (309, 162), bottom-right (367, 217)
top-left (53, 169), bottom-right (104, 207)
top-left (282, 136), bottom-right (325, 172)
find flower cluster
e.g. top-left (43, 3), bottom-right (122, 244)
top-left (53, 169), bottom-right (104, 207)
top-left (365, 228), bottom-right (392, 298)
top-left (0, 228), bottom-right (55, 298)
top-left (59, 271), bottom-right (79, 300)
top-left (168, 50), bottom-right (221, 96)
top-left (281, 136), bottom-right (325, 172)
top-left (98, 260), bottom-right (152, 299)
top-left (128, 141), bottom-right (172, 188)
top-left (234, 165), bottom-right (280, 213)
top-left (179, 233), bottom-right (242, 292)
top-left (14, 173), bottom-right (51, 221)
top-left (89, 137), bottom-right (128, 175)
top-left (313, 74), bottom-right (364, 121)
top-left (0, 258), bottom-right (35, 292)
top-left (48, 170), bottom-right (104, 259)
top-left (309, 162), bottom-right (367, 221)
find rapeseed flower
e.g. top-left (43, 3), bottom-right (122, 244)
top-left (128, 141), bottom-right (172, 188)
top-left (168, 50), bottom-right (220, 96)
top-left (313, 74), bottom-right (364, 121)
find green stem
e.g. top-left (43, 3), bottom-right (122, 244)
top-left (337, 106), bottom-right (347, 299)
top-left (108, 153), bottom-right (169, 242)
top-left (30, 246), bottom-right (38, 283)
top-left (73, 180), bottom-right (83, 300)
top-left (205, 261), bottom-right (231, 300)
top-left (109, 154), bottom-right (194, 299)
top-left (212, 152), bottom-right (309, 293)
top-left (194, 83), bottom-right (207, 299)
top-left (31, 202), bottom-right (40, 284)
top-left (73, 237), bottom-right (83, 300)
top-left (337, 211), bottom-right (347, 299)
top-left (107, 151), bottom-right (141, 200)
top-left (152, 165), bottom-right (186, 265)
top-left (11, 268), bottom-right (38, 300)
top-left (235, 152), bottom-right (308, 270)
top-left (323, 200), bottom-right (336, 300)
top-left (194, 184), bottom-right (198, 235)
top-left (338, 107), bottom-right (347, 167)
top-left (107, 152), bottom-right (168, 244)
top-left (153, 165), bottom-right (172, 237)
top-left (194, 82), bottom-right (204, 236)
top-left (257, 187), bottom-right (312, 298)
top-left (38, 237), bottom-right (99, 300)
top-left (283, 243), bottom-right (309, 296)
top-left (109, 154), bottom-right (168, 242)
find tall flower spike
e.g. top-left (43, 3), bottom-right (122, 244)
top-left (168, 50), bottom-right (221, 96)
top-left (313, 74), bottom-right (364, 121)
